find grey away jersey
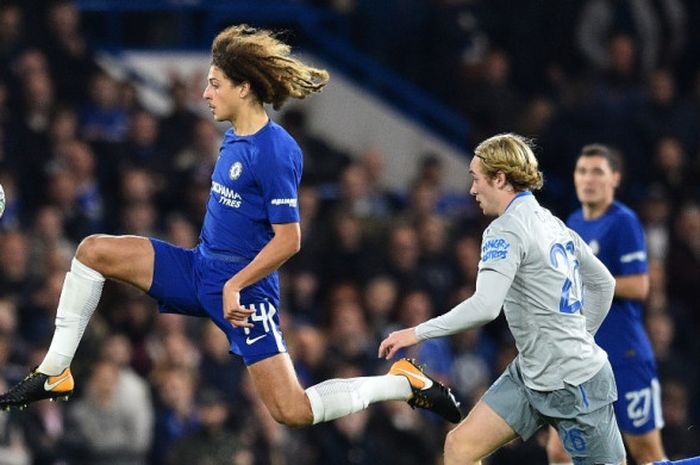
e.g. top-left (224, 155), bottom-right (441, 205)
top-left (482, 193), bottom-right (609, 391)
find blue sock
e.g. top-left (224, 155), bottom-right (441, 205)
top-left (656, 458), bottom-right (700, 465)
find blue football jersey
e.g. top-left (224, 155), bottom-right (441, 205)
top-left (567, 201), bottom-right (654, 366)
top-left (200, 119), bottom-right (302, 258)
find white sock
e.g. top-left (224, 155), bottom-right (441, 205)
top-left (38, 258), bottom-right (105, 375)
top-left (550, 462), bottom-right (574, 465)
top-left (305, 374), bottom-right (412, 424)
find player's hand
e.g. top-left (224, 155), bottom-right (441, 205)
top-left (378, 327), bottom-right (419, 360)
top-left (223, 280), bottom-right (254, 328)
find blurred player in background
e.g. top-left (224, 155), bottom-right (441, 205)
top-left (380, 133), bottom-right (627, 465)
top-left (547, 144), bottom-right (667, 465)
top-left (0, 24), bottom-right (460, 426)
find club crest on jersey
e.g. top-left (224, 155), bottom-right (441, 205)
top-left (229, 162), bottom-right (243, 180)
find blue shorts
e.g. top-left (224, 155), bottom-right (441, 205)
top-left (612, 360), bottom-right (664, 434)
top-left (146, 239), bottom-right (287, 365)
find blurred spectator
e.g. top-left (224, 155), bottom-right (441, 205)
top-left (166, 388), bottom-right (240, 465)
top-left (18, 270), bottom-right (63, 345)
top-left (46, 167), bottom-right (98, 242)
top-left (43, 0), bottom-right (98, 106)
top-left (172, 117), bottom-right (218, 185)
top-left (80, 72), bottom-right (129, 144)
top-left (63, 359), bottom-right (151, 465)
top-left (0, 4), bottom-right (25, 82)
top-left (649, 136), bottom-right (693, 204)
top-left (363, 275), bottom-right (398, 340)
top-left (459, 48), bottom-right (521, 144)
top-left (18, 400), bottom-right (67, 465)
top-left (646, 310), bottom-right (693, 385)
top-left (325, 297), bottom-right (375, 372)
top-left (391, 289), bottom-right (453, 384)
top-left (666, 203), bottom-right (700, 331)
top-left (576, 0), bottom-right (686, 76)
top-left (636, 68), bottom-right (698, 159)
top-left (99, 334), bottom-right (154, 453)
top-left (286, 185), bottom-right (325, 272)
top-left (335, 162), bottom-right (389, 240)
top-left (159, 78), bottom-right (199, 156)
top-left (119, 200), bottom-right (159, 237)
top-left (57, 140), bottom-right (105, 230)
top-left (287, 324), bottom-right (327, 387)
top-left (452, 234), bottom-right (482, 288)
top-left (377, 222), bottom-right (422, 290)
top-left (0, 378), bottom-right (30, 465)
top-left (26, 205), bottom-right (73, 275)
top-left (163, 214), bottom-right (197, 249)
top-left (285, 269), bottom-right (322, 324)
top-left (661, 379), bottom-right (700, 459)
top-left (123, 111), bottom-right (165, 173)
top-left (281, 108), bottom-right (349, 187)
top-left (150, 367), bottom-right (199, 465)
top-left (413, 154), bottom-right (473, 220)
top-left (0, 230), bottom-right (31, 301)
top-left (48, 106), bottom-right (79, 148)
top-left (197, 321), bottom-right (245, 406)
top-left (417, 214), bottom-right (456, 310)
top-left (639, 187), bottom-right (672, 261)
top-left (320, 210), bottom-right (373, 286)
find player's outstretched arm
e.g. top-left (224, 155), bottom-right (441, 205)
top-left (378, 327), bottom-right (419, 360)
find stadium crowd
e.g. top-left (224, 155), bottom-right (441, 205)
top-left (1, 1), bottom-right (700, 464)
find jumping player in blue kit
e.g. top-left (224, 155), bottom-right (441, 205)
top-left (0, 24), bottom-right (461, 426)
top-left (547, 144), bottom-right (667, 465)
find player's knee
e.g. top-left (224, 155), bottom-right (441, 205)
top-left (76, 234), bottom-right (113, 272)
top-left (444, 429), bottom-right (475, 463)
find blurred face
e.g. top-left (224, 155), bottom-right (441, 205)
top-left (469, 157), bottom-right (499, 216)
top-left (574, 155), bottom-right (619, 208)
top-left (202, 65), bottom-right (240, 123)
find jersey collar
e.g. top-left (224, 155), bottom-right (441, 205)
top-left (504, 191), bottom-right (533, 213)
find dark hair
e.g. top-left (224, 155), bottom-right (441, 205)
top-left (579, 144), bottom-right (623, 173)
top-left (211, 24), bottom-right (329, 110)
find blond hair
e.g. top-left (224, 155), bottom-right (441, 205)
top-left (474, 133), bottom-right (544, 192)
top-left (211, 24), bottom-right (329, 110)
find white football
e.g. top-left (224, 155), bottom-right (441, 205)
top-left (0, 182), bottom-right (5, 219)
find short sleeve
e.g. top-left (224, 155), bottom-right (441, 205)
top-left (478, 225), bottom-right (523, 281)
top-left (255, 148), bottom-right (302, 224)
top-left (610, 213), bottom-right (648, 276)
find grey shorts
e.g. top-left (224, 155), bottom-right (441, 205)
top-left (483, 360), bottom-right (625, 465)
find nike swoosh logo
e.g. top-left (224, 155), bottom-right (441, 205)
top-left (395, 368), bottom-right (433, 390)
top-left (44, 374), bottom-right (70, 391)
top-left (246, 334), bottom-right (267, 345)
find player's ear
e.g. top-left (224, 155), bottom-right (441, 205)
top-left (495, 170), bottom-right (508, 189)
top-left (239, 81), bottom-right (252, 98)
top-left (611, 171), bottom-right (621, 189)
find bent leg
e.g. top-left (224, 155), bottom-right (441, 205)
top-left (247, 353), bottom-right (314, 427)
top-left (247, 353), bottom-right (412, 427)
top-left (39, 235), bottom-right (155, 375)
top-left (444, 400), bottom-right (519, 465)
top-left (76, 234), bottom-right (155, 290)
